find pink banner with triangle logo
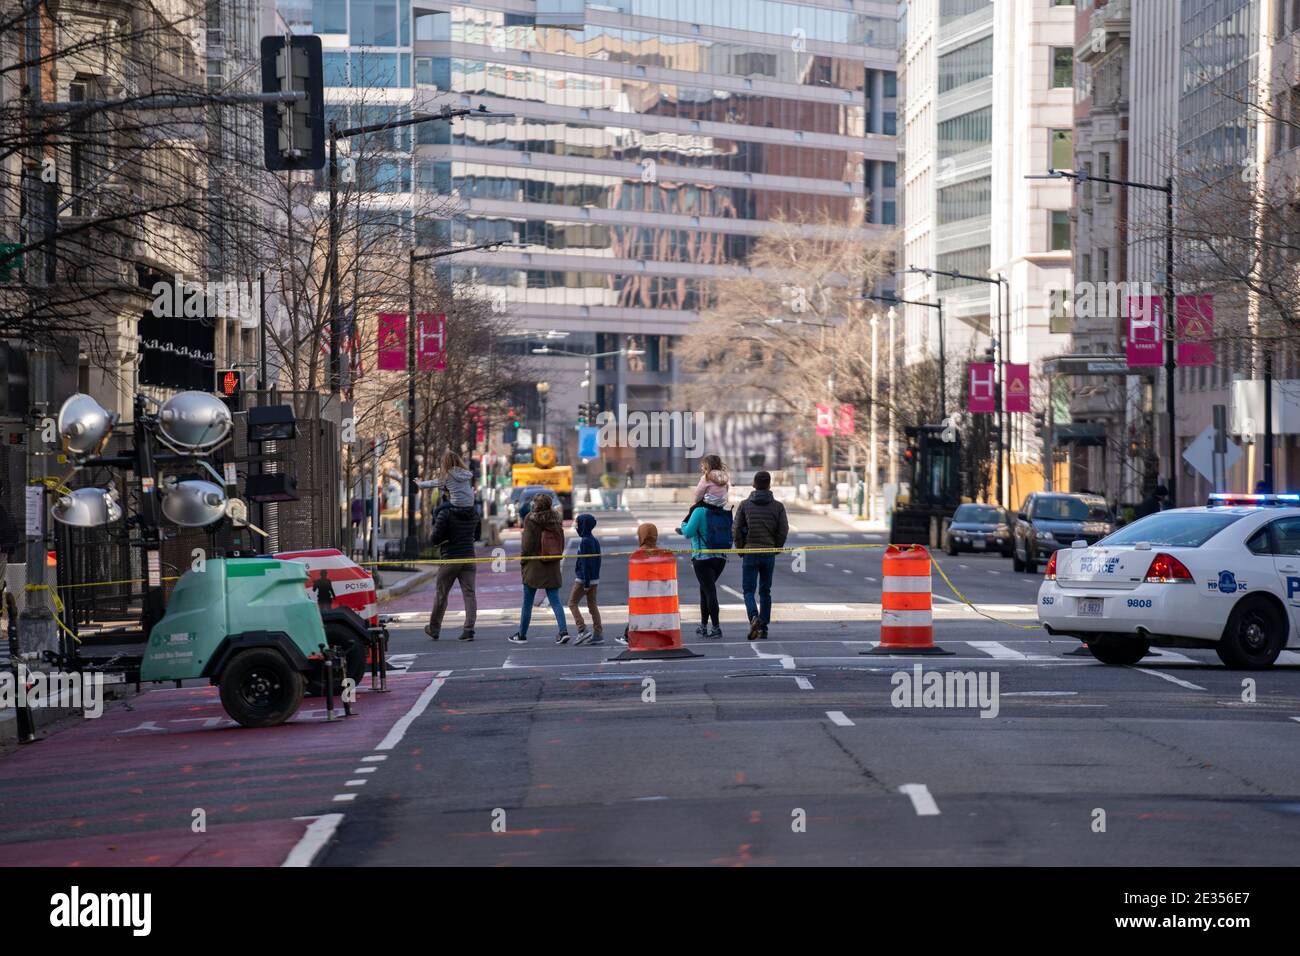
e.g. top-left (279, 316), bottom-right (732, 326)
top-left (1176, 294), bottom-right (1214, 367)
top-left (1005, 363), bottom-right (1030, 412)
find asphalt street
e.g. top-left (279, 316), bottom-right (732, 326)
top-left (3, 500), bottom-right (1299, 867)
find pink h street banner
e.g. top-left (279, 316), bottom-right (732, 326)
top-left (416, 313), bottom-right (446, 371)
top-left (1126, 296), bottom-right (1163, 367)
top-left (377, 313), bottom-right (406, 370)
top-left (1005, 363), bottom-right (1030, 412)
top-left (1177, 294), bottom-right (1215, 366)
top-left (968, 363), bottom-right (996, 413)
top-left (815, 403), bottom-right (834, 436)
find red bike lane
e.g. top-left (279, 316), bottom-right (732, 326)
top-left (0, 672), bottom-right (439, 867)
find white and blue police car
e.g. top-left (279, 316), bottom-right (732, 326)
top-left (1037, 493), bottom-right (1300, 667)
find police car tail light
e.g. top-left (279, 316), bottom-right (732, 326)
top-left (1144, 552), bottom-right (1192, 583)
top-left (1044, 552), bottom-right (1058, 580)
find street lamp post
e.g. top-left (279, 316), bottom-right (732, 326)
top-left (536, 381), bottom-right (550, 448)
top-left (402, 239), bottom-right (511, 557)
top-left (869, 313), bottom-right (879, 520)
top-left (1028, 168), bottom-right (1177, 503)
top-left (907, 266), bottom-right (1006, 506)
top-left (763, 315), bottom-right (840, 504)
top-left (855, 293), bottom-right (946, 417)
top-left (326, 104), bottom-right (513, 394)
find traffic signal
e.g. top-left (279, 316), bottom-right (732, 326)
top-left (217, 368), bottom-right (243, 402)
top-left (260, 35), bottom-right (325, 171)
top-left (508, 407), bottom-right (521, 428)
top-left (577, 402), bottom-right (598, 426)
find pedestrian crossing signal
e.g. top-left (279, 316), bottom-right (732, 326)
top-left (218, 368), bottom-right (243, 400)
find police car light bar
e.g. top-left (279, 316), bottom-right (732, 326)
top-left (1206, 493), bottom-right (1300, 507)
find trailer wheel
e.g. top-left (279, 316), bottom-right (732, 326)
top-left (305, 621), bottom-right (368, 697)
top-left (219, 648), bottom-right (305, 728)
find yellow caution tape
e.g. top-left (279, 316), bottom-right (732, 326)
top-left (23, 583), bottom-right (81, 644)
top-left (927, 556), bottom-right (1041, 630)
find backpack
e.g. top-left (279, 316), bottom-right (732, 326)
top-left (705, 507), bottom-right (732, 551)
top-left (540, 524), bottom-right (565, 559)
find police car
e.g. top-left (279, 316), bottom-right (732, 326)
top-left (1037, 494), bottom-right (1300, 668)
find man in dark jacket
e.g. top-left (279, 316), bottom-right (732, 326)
top-left (426, 501), bottom-right (481, 641)
top-left (1134, 484), bottom-right (1169, 520)
top-left (734, 471), bottom-right (788, 640)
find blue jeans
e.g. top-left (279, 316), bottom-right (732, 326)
top-left (520, 586), bottom-right (566, 637)
top-left (741, 553), bottom-right (776, 626)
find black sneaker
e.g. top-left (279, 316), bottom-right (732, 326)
top-left (457, 630), bottom-right (475, 642)
top-left (759, 625), bottom-right (769, 640)
top-left (588, 633), bottom-right (605, 645)
top-left (555, 631), bottom-right (570, 645)
top-left (615, 633), bottom-right (628, 646)
top-left (708, 624), bottom-right (722, 640)
top-left (747, 617), bottom-right (761, 641)
top-left (424, 625), bottom-right (439, 640)
top-left (694, 623), bottom-right (707, 638)
top-left (507, 632), bottom-right (527, 644)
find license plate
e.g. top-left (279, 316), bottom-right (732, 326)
top-left (973, 538), bottom-right (986, 550)
top-left (1077, 597), bottom-right (1103, 617)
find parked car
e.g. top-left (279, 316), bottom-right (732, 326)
top-left (943, 504), bottom-right (1014, 556)
top-left (506, 485), bottom-right (551, 527)
top-left (1012, 492), bottom-right (1115, 573)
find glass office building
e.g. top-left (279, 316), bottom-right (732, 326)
top-left (285, 0), bottom-right (898, 468)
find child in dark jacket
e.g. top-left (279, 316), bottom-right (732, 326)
top-left (569, 513), bottom-right (603, 645)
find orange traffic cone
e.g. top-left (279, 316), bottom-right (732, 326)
top-left (865, 544), bottom-right (953, 655)
top-left (610, 547), bottom-right (701, 661)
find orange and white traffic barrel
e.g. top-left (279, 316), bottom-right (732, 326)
top-left (866, 544), bottom-right (953, 655)
top-left (612, 549), bottom-right (701, 660)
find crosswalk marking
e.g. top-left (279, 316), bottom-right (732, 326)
top-left (967, 641), bottom-right (1026, 660)
top-left (1147, 648), bottom-right (1198, 664)
top-left (1277, 651), bottom-right (1300, 665)
top-left (826, 710), bottom-right (854, 726)
top-left (1132, 667), bottom-right (1206, 691)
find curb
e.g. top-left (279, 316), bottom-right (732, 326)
top-left (376, 567), bottom-right (439, 602)
top-left (792, 499), bottom-right (889, 533)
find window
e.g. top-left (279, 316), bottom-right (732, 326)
top-left (939, 36), bottom-right (993, 93)
top-left (1269, 517), bottom-right (1300, 555)
top-left (1050, 210), bottom-right (1070, 251)
top-left (1098, 248), bottom-right (1109, 280)
top-left (313, 0), bottom-right (345, 33)
top-left (938, 106), bottom-right (992, 158)
top-left (351, 1), bottom-right (398, 45)
top-left (937, 176), bottom-right (991, 224)
top-left (1050, 128), bottom-right (1073, 170)
top-left (1102, 512), bottom-right (1244, 548)
top-left (1098, 152), bottom-right (1111, 195)
top-left (1051, 47), bottom-right (1073, 88)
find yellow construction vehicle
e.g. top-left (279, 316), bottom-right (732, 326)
top-left (511, 444), bottom-right (574, 519)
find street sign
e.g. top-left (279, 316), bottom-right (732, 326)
top-left (1182, 424), bottom-right (1242, 486)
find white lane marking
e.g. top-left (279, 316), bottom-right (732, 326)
top-left (933, 594), bottom-right (962, 605)
top-left (1001, 691), bottom-right (1078, 697)
top-left (1291, 717), bottom-right (1300, 724)
top-left (344, 779), bottom-right (368, 787)
top-left (1147, 648), bottom-right (1199, 664)
top-left (331, 793), bottom-right (357, 803)
top-left (361, 754), bottom-right (387, 763)
top-left (795, 676), bottom-right (814, 690)
top-left (826, 710), bottom-right (854, 726)
top-left (805, 603), bottom-right (853, 611)
top-left (721, 584), bottom-right (745, 599)
top-left (830, 533), bottom-right (849, 539)
top-left (1131, 667), bottom-right (1206, 691)
top-left (1276, 651), bottom-right (1300, 665)
top-left (374, 670), bottom-right (452, 751)
top-left (864, 576), bottom-right (878, 583)
top-left (899, 783), bottom-right (940, 816)
top-left (826, 563), bottom-right (836, 568)
top-left (959, 564), bottom-right (970, 569)
top-left (781, 656), bottom-right (796, 670)
top-left (842, 569), bottom-right (853, 574)
top-left (352, 767), bottom-right (377, 774)
top-left (282, 814), bottom-right (345, 868)
top-left (968, 641), bottom-right (1026, 660)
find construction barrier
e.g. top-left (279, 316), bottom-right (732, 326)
top-left (611, 548), bottom-right (701, 661)
top-left (275, 548), bottom-right (379, 626)
top-left (866, 544), bottom-right (953, 656)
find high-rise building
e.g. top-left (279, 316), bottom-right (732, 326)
top-left (283, 0), bottom-right (898, 472)
top-left (899, 0), bottom-right (1073, 507)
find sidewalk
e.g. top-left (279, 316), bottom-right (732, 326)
top-left (789, 496), bottom-right (888, 534)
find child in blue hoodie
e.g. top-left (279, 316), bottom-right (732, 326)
top-left (569, 513), bottom-right (603, 645)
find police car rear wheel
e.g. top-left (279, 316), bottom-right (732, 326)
top-left (1086, 637), bottom-right (1150, 666)
top-left (1217, 598), bottom-right (1285, 669)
